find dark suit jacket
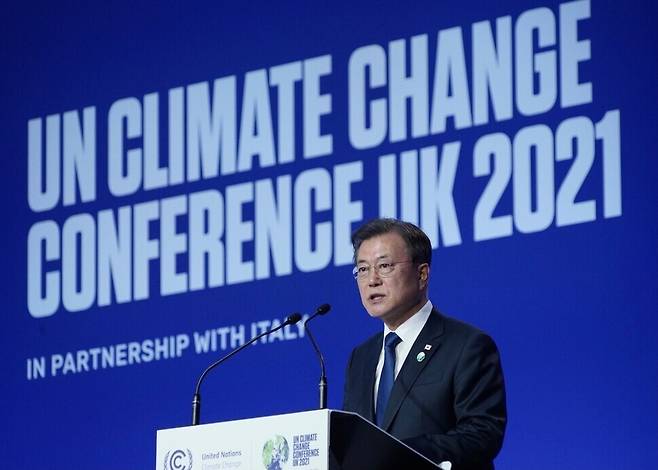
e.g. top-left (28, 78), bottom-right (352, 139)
top-left (342, 309), bottom-right (506, 470)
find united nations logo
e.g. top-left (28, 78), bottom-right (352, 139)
top-left (262, 435), bottom-right (289, 470)
top-left (164, 448), bottom-right (193, 470)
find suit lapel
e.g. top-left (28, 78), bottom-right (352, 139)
top-left (381, 310), bottom-right (445, 430)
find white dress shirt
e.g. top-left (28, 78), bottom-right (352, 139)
top-left (373, 300), bottom-right (433, 410)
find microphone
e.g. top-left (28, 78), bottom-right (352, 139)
top-left (303, 303), bottom-right (331, 409)
top-left (191, 312), bottom-right (303, 425)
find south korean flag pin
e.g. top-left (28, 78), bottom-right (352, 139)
top-left (424, 344), bottom-right (432, 351)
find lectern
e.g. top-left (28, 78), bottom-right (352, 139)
top-left (156, 409), bottom-right (444, 469)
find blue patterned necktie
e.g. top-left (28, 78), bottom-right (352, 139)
top-left (376, 332), bottom-right (402, 427)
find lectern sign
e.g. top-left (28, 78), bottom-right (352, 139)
top-left (157, 411), bottom-right (329, 470)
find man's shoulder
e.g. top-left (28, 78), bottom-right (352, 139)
top-left (345, 330), bottom-right (382, 376)
top-left (433, 310), bottom-right (501, 360)
top-left (352, 329), bottom-right (382, 354)
top-left (437, 310), bottom-right (483, 332)
top-left (432, 309), bottom-right (496, 342)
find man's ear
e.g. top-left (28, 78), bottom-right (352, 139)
top-left (418, 263), bottom-right (430, 288)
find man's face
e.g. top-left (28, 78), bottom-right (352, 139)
top-left (355, 232), bottom-right (429, 330)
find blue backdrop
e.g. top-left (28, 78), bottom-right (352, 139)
top-left (2, 1), bottom-right (657, 469)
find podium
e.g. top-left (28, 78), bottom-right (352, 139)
top-left (156, 409), bottom-right (442, 469)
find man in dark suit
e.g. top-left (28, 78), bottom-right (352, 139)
top-left (342, 219), bottom-right (506, 470)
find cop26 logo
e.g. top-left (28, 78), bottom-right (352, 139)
top-left (164, 449), bottom-right (193, 470)
top-left (262, 435), bottom-right (289, 470)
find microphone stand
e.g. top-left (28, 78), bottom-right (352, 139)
top-left (304, 304), bottom-right (331, 409)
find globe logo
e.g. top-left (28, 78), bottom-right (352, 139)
top-left (262, 435), bottom-right (289, 470)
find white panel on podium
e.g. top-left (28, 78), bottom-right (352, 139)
top-left (156, 410), bottom-right (330, 470)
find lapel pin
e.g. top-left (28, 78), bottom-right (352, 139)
top-left (424, 344), bottom-right (432, 351)
top-left (416, 352), bottom-right (426, 362)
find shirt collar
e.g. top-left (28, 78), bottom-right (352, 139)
top-left (383, 300), bottom-right (433, 344)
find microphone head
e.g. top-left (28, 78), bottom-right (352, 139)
top-left (286, 312), bottom-right (303, 324)
top-left (316, 303), bottom-right (331, 315)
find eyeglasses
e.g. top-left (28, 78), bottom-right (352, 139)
top-left (352, 260), bottom-right (413, 280)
